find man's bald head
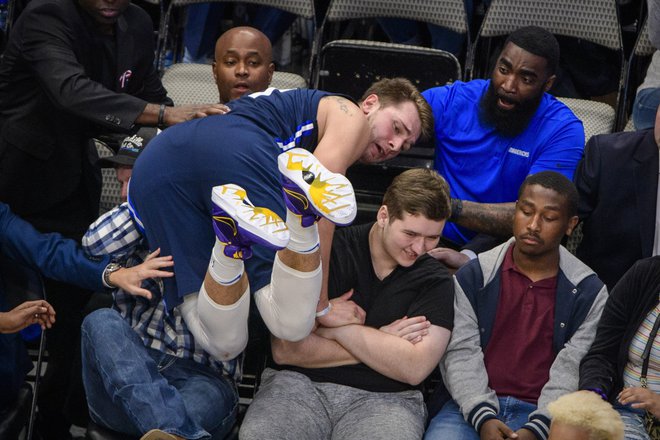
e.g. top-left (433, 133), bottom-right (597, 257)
top-left (212, 26), bottom-right (275, 103)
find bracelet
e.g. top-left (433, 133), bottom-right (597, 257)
top-left (587, 388), bottom-right (608, 401)
top-left (157, 104), bottom-right (166, 128)
top-left (315, 303), bottom-right (332, 318)
top-left (449, 198), bottom-right (463, 222)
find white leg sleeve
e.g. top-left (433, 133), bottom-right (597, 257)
top-left (177, 286), bottom-right (250, 361)
top-left (254, 254), bottom-right (321, 342)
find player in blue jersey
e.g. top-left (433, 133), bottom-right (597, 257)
top-left (422, 26), bottom-right (584, 269)
top-left (127, 79), bottom-right (433, 366)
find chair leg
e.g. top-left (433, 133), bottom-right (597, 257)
top-left (26, 329), bottom-right (46, 440)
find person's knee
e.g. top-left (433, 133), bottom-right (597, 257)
top-left (82, 308), bottom-right (121, 341)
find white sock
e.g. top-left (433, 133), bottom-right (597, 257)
top-left (285, 209), bottom-right (319, 254)
top-left (208, 239), bottom-right (244, 285)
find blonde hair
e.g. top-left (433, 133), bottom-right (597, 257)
top-left (547, 391), bottom-right (624, 440)
top-left (359, 78), bottom-right (434, 142)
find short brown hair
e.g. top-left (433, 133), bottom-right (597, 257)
top-left (360, 78), bottom-right (434, 143)
top-left (382, 168), bottom-right (451, 222)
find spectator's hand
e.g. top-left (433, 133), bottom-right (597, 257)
top-left (380, 315), bottom-right (430, 344)
top-left (480, 419), bottom-right (517, 440)
top-left (165, 104), bottom-right (230, 125)
top-left (317, 289), bottom-right (366, 328)
top-left (618, 387), bottom-right (660, 418)
top-left (427, 247), bottom-right (470, 270)
top-left (109, 248), bottom-right (174, 300)
top-left (0, 300), bottom-right (56, 333)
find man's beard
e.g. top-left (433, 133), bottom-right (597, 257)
top-left (479, 82), bottom-right (543, 138)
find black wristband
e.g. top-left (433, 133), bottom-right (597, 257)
top-left (157, 104), bottom-right (166, 128)
top-left (449, 198), bottom-right (463, 222)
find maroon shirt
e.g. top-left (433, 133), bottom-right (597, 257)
top-left (483, 245), bottom-right (558, 404)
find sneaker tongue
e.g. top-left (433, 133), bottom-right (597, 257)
top-left (302, 170), bottom-right (315, 184)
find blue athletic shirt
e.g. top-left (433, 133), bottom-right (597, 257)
top-left (129, 87), bottom-right (332, 309)
top-left (422, 80), bottom-right (584, 245)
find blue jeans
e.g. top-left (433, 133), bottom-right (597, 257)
top-left (424, 397), bottom-right (535, 439)
top-left (81, 309), bottom-right (238, 439)
top-left (632, 87), bottom-right (660, 130)
top-left (615, 404), bottom-right (650, 440)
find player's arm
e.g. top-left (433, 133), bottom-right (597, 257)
top-left (309, 96), bottom-right (371, 324)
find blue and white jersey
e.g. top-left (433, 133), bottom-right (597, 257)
top-left (129, 88), bottom-right (333, 309)
top-left (423, 80), bottom-right (584, 245)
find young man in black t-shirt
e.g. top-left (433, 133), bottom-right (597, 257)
top-left (240, 168), bottom-right (455, 440)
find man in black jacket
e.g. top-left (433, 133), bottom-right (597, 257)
top-left (574, 106), bottom-right (659, 291)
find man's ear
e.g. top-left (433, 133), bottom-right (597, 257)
top-left (376, 205), bottom-right (389, 226)
top-left (565, 215), bottom-right (579, 237)
top-left (267, 62), bottom-right (275, 84)
top-left (543, 74), bottom-right (556, 93)
top-left (361, 94), bottom-right (380, 115)
top-left (211, 62), bottom-right (218, 84)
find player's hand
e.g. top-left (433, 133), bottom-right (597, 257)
top-left (0, 300), bottom-right (56, 333)
top-left (164, 104), bottom-right (230, 125)
top-left (316, 289), bottom-right (366, 328)
top-left (380, 316), bottom-right (430, 344)
top-left (513, 428), bottom-right (536, 440)
top-left (480, 419), bottom-right (517, 440)
top-left (109, 248), bottom-right (174, 300)
top-left (426, 247), bottom-right (470, 270)
top-left (619, 387), bottom-right (660, 418)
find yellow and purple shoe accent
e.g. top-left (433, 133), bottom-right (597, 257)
top-left (278, 148), bottom-right (356, 227)
top-left (211, 184), bottom-right (290, 259)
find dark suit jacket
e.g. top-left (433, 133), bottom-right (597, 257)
top-left (0, 0), bottom-right (170, 236)
top-left (575, 129), bottom-right (658, 291)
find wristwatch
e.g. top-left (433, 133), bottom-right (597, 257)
top-left (103, 262), bottom-right (123, 288)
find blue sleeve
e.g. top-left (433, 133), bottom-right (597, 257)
top-left (0, 203), bottom-right (107, 291)
top-left (529, 116), bottom-right (585, 181)
top-left (422, 86), bottom-right (449, 127)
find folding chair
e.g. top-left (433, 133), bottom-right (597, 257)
top-left (311, 0), bottom-right (469, 84)
top-left (161, 62), bottom-right (307, 105)
top-left (156, 0), bottom-right (316, 73)
top-left (466, 0), bottom-right (625, 132)
top-left (557, 97), bottom-right (617, 143)
top-left (95, 140), bottom-right (123, 216)
top-left (622, 17), bottom-right (655, 131)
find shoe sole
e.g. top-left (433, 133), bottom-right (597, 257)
top-left (140, 429), bottom-right (180, 440)
top-left (211, 184), bottom-right (289, 250)
top-left (278, 149), bottom-right (356, 226)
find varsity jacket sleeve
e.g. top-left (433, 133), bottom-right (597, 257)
top-left (439, 275), bottom-right (499, 434)
top-left (525, 283), bottom-right (608, 440)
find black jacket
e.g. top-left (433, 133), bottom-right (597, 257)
top-left (575, 129), bottom-right (658, 291)
top-left (579, 257), bottom-right (660, 401)
top-left (0, 0), bottom-right (170, 235)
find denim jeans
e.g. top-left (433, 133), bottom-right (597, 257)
top-left (615, 404), bottom-right (651, 440)
top-left (424, 397), bottom-right (536, 439)
top-left (81, 309), bottom-right (238, 439)
top-left (632, 87), bottom-right (660, 131)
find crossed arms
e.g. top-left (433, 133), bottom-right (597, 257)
top-left (272, 292), bottom-right (451, 386)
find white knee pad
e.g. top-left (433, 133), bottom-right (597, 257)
top-left (178, 285), bottom-right (250, 361)
top-left (254, 254), bottom-right (321, 342)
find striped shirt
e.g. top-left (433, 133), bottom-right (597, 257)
top-left (82, 203), bottom-right (241, 381)
top-left (623, 293), bottom-right (660, 392)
